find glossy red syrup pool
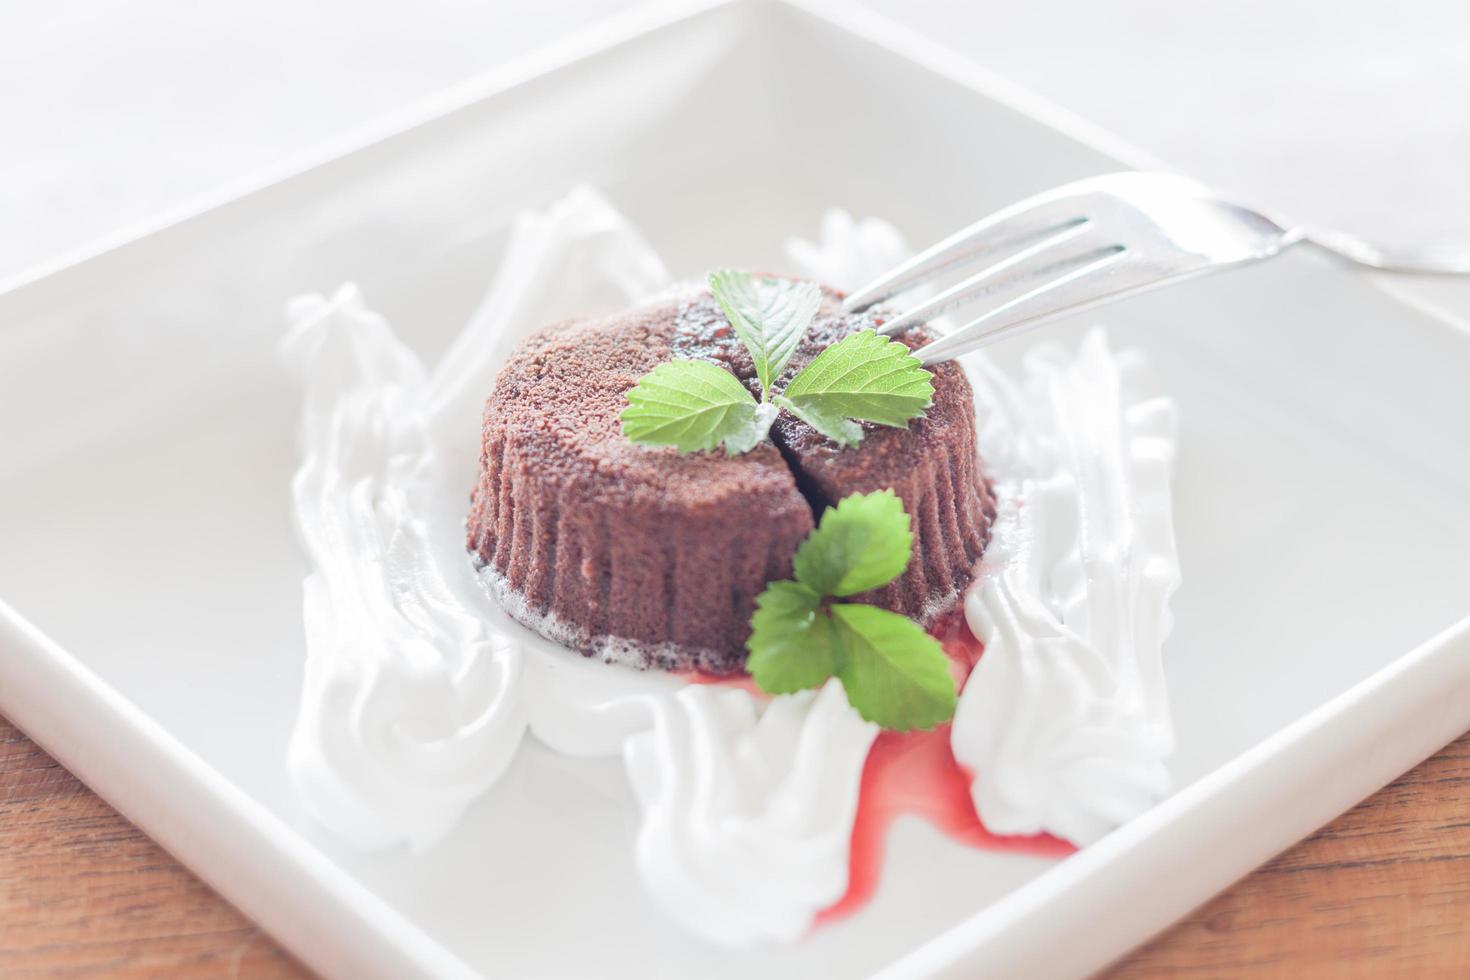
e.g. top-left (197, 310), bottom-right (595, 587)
top-left (818, 609), bottom-right (1074, 924)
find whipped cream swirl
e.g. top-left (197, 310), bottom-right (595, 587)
top-left (280, 285), bottom-right (527, 852)
top-left (625, 680), bottom-right (876, 945)
top-left (953, 334), bottom-right (1180, 846)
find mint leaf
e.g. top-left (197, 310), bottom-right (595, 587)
top-left (782, 329), bottom-right (934, 429)
top-left (792, 489), bottom-right (913, 597)
top-left (620, 360), bottom-right (769, 455)
top-left (744, 490), bottom-right (955, 732)
top-left (830, 603), bottom-right (956, 731)
top-left (709, 269), bottom-right (822, 397)
top-left (721, 401), bottom-right (779, 455)
top-left (772, 394), bottom-right (863, 448)
top-left (745, 581), bottom-right (837, 693)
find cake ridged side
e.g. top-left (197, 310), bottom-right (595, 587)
top-left (468, 430), bottom-right (812, 673)
top-left (768, 343), bottom-right (995, 623)
top-left (867, 423), bottom-right (996, 622)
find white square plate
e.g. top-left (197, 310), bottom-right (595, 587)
top-left (3, 2), bottom-right (1469, 977)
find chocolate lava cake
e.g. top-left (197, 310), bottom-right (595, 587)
top-left (466, 283), bottom-right (996, 673)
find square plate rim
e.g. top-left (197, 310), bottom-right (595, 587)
top-left (2, 2), bottom-right (1469, 978)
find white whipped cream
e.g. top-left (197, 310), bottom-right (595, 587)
top-left (280, 285), bottom-right (527, 853)
top-left (281, 191), bottom-right (1180, 945)
top-left (625, 680), bottom-right (876, 946)
top-left (952, 334), bottom-right (1180, 846)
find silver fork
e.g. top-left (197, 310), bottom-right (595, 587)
top-left (843, 172), bottom-right (1427, 365)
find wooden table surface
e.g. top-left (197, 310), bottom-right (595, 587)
top-left (2, 716), bottom-right (1467, 978)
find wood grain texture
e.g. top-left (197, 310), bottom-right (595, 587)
top-left (1, 714), bottom-right (1466, 978)
top-left (1104, 730), bottom-right (1470, 978)
top-left (0, 718), bottom-right (301, 980)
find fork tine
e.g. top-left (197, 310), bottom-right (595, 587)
top-left (843, 187), bottom-right (1092, 314)
top-left (875, 220), bottom-right (1094, 335)
top-left (909, 245), bottom-right (1145, 364)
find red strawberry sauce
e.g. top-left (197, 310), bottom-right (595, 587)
top-left (687, 606), bottom-right (1075, 926)
top-left (818, 610), bottom-right (1074, 922)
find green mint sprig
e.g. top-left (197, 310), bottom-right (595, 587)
top-left (709, 268), bottom-right (822, 398)
top-left (746, 490), bottom-right (956, 732)
top-left (778, 329), bottom-right (935, 431)
top-left (618, 360), bottom-right (778, 454)
top-left (619, 271), bottom-right (934, 455)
